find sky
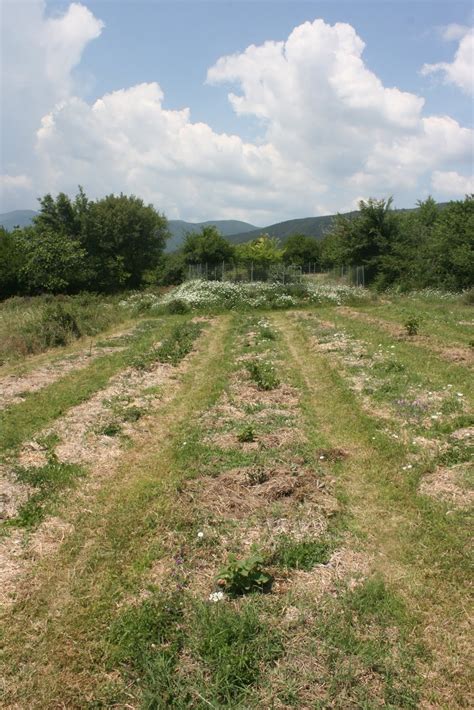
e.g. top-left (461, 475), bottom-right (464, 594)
top-left (1, 0), bottom-right (473, 225)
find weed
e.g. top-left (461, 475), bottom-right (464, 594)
top-left (246, 358), bottom-right (280, 390)
top-left (237, 424), bottom-right (255, 443)
top-left (165, 298), bottom-right (190, 315)
top-left (404, 316), bottom-right (420, 336)
top-left (217, 548), bottom-right (273, 596)
top-left (245, 466), bottom-right (269, 485)
top-left (99, 421), bottom-right (122, 437)
top-left (120, 405), bottom-right (144, 422)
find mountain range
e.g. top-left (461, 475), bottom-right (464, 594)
top-left (0, 211), bottom-right (259, 250)
top-left (0, 203), bottom-right (449, 250)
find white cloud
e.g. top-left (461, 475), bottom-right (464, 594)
top-left (0, 175), bottom-right (33, 190)
top-left (1, 10), bottom-right (473, 220)
top-left (431, 170), bottom-right (474, 196)
top-left (0, 0), bottom-right (103, 209)
top-left (421, 26), bottom-right (474, 95)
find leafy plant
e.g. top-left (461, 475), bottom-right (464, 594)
top-left (404, 316), bottom-right (420, 336)
top-left (237, 424), bottom-right (255, 443)
top-left (246, 358), bottom-right (280, 390)
top-left (216, 548), bottom-right (273, 596)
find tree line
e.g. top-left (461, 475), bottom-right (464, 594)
top-left (1, 189), bottom-right (472, 299)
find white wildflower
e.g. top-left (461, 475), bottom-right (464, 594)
top-left (209, 591), bottom-right (225, 603)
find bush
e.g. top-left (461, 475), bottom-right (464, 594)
top-left (165, 298), bottom-right (190, 314)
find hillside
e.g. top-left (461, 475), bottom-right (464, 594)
top-left (0, 210), bottom-right (37, 230)
top-left (167, 219), bottom-right (258, 251)
top-left (227, 213), bottom-right (357, 244)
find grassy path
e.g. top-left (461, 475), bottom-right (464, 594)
top-left (1, 315), bottom-right (233, 707)
top-left (273, 311), bottom-right (472, 708)
top-left (1, 308), bottom-right (471, 709)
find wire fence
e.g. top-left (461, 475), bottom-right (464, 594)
top-left (186, 262), bottom-right (366, 286)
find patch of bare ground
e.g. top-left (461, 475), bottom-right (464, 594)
top-left (338, 307), bottom-right (474, 367)
top-left (182, 465), bottom-right (337, 521)
top-left (287, 546), bottom-right (372, 600)
top-left (0, 465), bottom-right (32, 521)
top-left (419, 464), bottom-right (474, 508)
top-left (21, 360), bottom-right (175, 469)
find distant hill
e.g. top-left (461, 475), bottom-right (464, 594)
top-left (167, 219), bottom-right (258, 251)
top-left (0, 210), bottom-right (37, 230)
top-left (227, 213), bottom-right (357, 244)
top-left (227, 202), bottom-right (450, 245)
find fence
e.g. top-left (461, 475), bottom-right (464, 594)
top-left (186, 262), bottom-right (366, 287)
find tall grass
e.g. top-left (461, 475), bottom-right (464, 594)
top-left (0, 293), bottom-right (130, 364)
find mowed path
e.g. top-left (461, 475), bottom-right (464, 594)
top-left (1, 309), bottom-right (472, 708)
top-left (274, 312), bottom-right (473, 709)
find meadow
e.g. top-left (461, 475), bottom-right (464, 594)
top-left (0, 281), bottom-right (472, 708)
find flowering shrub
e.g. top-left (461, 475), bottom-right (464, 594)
top-left (120, 280), bottom-right (368, 313)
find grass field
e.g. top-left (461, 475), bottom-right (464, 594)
top-left (0, 286), bottom-right (472, 708)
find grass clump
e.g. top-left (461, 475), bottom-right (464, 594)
top-left (130, 321), bottom-right (203, 369)
top-left (246, 358), bottom-right (280, 390)
top-left (272, 536), bottom-right (332, 570)
top-left (8, 457), bottom-right (85, 528)
top-left (312, 576), bottom-right (422, 708)
top-left (107, 591), bottom-right (282, 707)
top-left (99, 421), bottom-right (122, 437)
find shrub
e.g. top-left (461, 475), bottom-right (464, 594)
top-left (165, 298), bottom-right (190, 314)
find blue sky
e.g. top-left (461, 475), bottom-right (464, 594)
top-left (1, 0), bottom-right (473, 223)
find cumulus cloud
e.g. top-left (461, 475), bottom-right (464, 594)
top-left (431, 170), bottom-right (474, 195)
top-left (1, 9), bottom-right (473, 219)
top-left (421, 25), bottom-right (474, 95)
top-left (0, 0), bottom-right (103, 208)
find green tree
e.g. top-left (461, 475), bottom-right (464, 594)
top-left (321, 197), bottom-right (400, 286)
top-left (18, 228), bottom-right (88, 294)
top-left (183, 226), bottom-right (234, 266)
top-left (82, 194), bottom-right (169, 290)
top-left (236, 234), bottom-right (283, 266)
top-left (0, 227), bottom-right (23, 298)
top-left (283, 233), bottom-right (321, 267)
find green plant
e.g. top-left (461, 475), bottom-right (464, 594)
top-left (272, 536), bottom-right (332, 570)
top-left (245, 358), bottom-right (280, 390)
top-left (216, 548), bottom-right (273, 596)
top-left (165, 298), bottom-right (190, 315)
top-left (11, 459), bottom-right (85, 527)
top-left (120, 405), bottom-right (143, 422)
top-left (99, 421), bottom-right (122, 437)
top-left (404, 316), bottom-right (420, 336)
top-left (237, 424), bottom-right (255, 443)
top-left (259, 325), bottom-right (276, 340)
